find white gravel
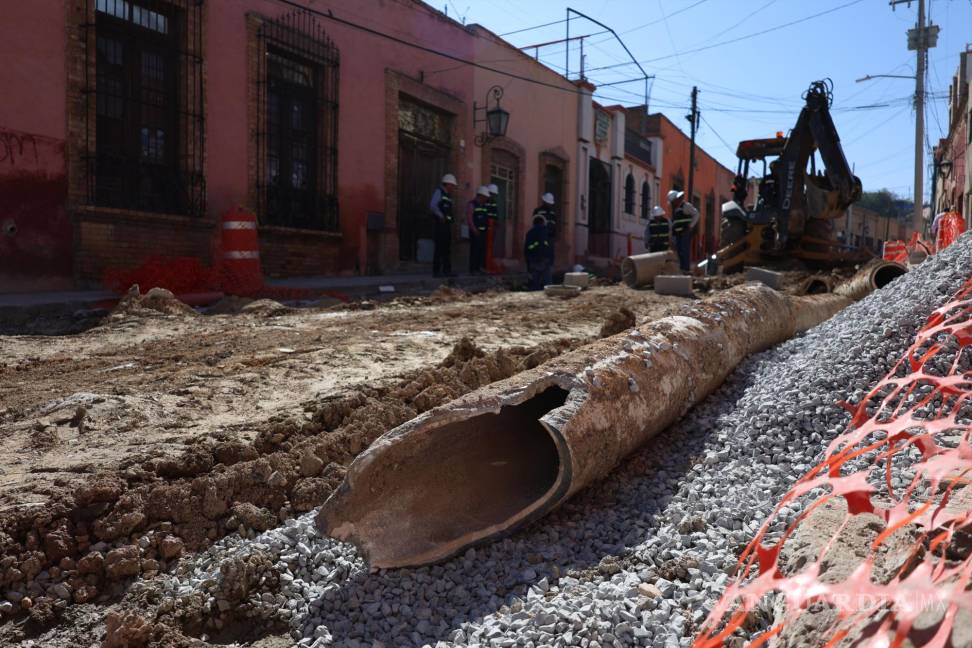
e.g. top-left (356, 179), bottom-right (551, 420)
top-left (156, 234), bottom-right (972, 648)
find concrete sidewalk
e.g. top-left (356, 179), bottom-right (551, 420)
top-left (267, 271), bottom-right (522, 300)
top-left (0, 271), bottom-right (525, 311)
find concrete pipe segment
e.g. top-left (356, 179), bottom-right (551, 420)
top-left (318, 283), bottom-right (868, 569)
top-left (620, 250), bottom-right (678, 288)
top-left (833, 259), bottom-right (907, 301)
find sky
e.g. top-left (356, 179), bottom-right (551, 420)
top-left (442, 0), bottom-right (972, 203)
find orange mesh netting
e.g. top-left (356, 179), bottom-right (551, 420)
top-left (695, 277), bottom-right (972, 648)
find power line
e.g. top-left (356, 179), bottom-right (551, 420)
top-left (699, 114), bottom-right (736, 157)
top-left (587, 0), bottom-right (866, 73)
top-left (842, 105), bottom-right (911, 146)
top-left (618, 0), bottom-right (711, 36)
top-left (499, 18), bottom-right (568, 37)
top-left (270, 0), bottom-right (585, 96)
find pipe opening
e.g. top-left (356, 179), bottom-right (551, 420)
top-left (326, 386), bottom-right (569, 567)
top-left (873, 263), bottom-right (906, 288)
top-left (804, 278), bottom-right (830, 294)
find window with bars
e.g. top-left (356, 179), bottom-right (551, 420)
top-left (256, 11), bottom-right (339, 231)
top-left (641, 180), bottom-right (650, 219)
top-left (624, 172), bottom-right (635, 214)
top-left (92, 0), bottom-right (202, 215)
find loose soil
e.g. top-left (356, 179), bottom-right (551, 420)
top-left (0, 283), bottom-right (694, 646)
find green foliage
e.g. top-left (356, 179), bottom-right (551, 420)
top-left (858, 190), bottom-right (912, 220)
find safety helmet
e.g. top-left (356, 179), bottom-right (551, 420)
top-left (666, 190), bottom-right (684, 203)
top-left (477, 186), bottom-right (491, 197)
top-left (651, 205), bottom-right (666, 218)
top-left (441, 173), bottom-right (457, 186)
top-left (542, 192), bottom-right (555, 205)
top-left (487, 184), bottom-right (499, 195)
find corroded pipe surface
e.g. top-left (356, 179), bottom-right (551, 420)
top-left (834, 260), bottom-right (907, 301)
top-left (318, 285), bottom-right (856, 569)
top-left (621, 251), bottom-right (678, 288)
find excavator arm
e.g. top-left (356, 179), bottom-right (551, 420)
top-left (776, 79), bottom-right (861, 239)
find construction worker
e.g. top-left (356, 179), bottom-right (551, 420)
top-left (487, 184), bottom-right (500, 221)
top-left (524, 215), bottom-right (553, 290)
top-left (467, 186), bottom-right (490, 274)
top-left (667, 189), bottom-right (699, 272)
top-left (644, 205), bottom-right (671, 253)
top-left (533, 192), bottom-right (557, 240)
top-left (429, 173), bottom-right (456, 277)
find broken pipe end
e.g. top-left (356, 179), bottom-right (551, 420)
top-left (317, 378), bottom-right (577, 569)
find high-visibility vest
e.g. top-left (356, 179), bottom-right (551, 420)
top-left (486, 198), bottom-right (498, 220)
top-left (439, 191), bottom-right (454, 222)
top-left (648, 218), bottom-right (670, 245)
top-left (672, 205), bottom-right (693, 233)
top-left (470, 202), bottom-right (489, 231)
top-left (534, 206), bottom-right (555, 224)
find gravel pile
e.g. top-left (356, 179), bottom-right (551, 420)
top-left (156, 236), bottom-right (972, 648)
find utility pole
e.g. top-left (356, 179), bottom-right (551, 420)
top-left (913, 0), bottom-right (925, 230)
top-left (889, 0), bottom-right (939, 230)
top-left (686, 86), bottom-right (699, 205)
top-left (686, 86), bottom-right (701, 254)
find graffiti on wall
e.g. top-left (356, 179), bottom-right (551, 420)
top-left (0, 129), bottom-right (40, 167)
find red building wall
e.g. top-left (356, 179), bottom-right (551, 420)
top-left (0, 1), bottom-right (71, 292)
top-left (643, 113), bottom-right (735, 261)
top-left (2, 0), bottom-right (482, 289)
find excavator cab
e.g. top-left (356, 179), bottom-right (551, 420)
top-left (718, 80), bottom-right (870, 273)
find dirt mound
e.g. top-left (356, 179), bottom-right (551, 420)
top-left (0, 336), bottom-right (582, 620)
top-left (599, 306), bottom-right (636, 337)
top-left (204, 296), bottom-right (254, 315)
top-left (109, 286), bottom-right (197, 320)
top-left (429, 285), bottom-right (469, 302)
top-left (239, 299), bottom-right (292, 316)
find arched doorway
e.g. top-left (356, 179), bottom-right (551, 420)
top-left (588, 159), bottom-right (611, 257)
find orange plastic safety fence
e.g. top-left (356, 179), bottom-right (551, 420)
top-left (695, 277), bottom-right (972, 648)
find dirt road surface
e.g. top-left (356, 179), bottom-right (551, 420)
top-left (0, 283), bottom-right (697, 646)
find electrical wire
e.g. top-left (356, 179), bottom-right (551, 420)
top-left (499, 17), bottom-right (568, 37)
top-left (586, 0), bottom-right (866, 73)
top-left (268, 0), bottom-right (587, 96)
top-left (699, 114), bottom-right (736, 156)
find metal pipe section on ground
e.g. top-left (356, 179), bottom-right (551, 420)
top-left (317, 282), bottom-right (872, 569)
top-left (620, 251), bottom-right (678, 288)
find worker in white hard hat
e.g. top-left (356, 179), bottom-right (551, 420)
top-left (429, 173), bottom-right (457, 277)
top-left (667, 189), bottom-right (699, 272)
top-left (466, 186), bottom-right (491, 274)
top-left (533, 191), bottom-right (557, 244)
top-left (644, 205), bottom-right (671, 253)
top-left (485, 184), bottom-right (500, 272)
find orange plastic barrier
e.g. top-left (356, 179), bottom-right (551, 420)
top-left (882, 240), bottom-right (907, 263)
top-left (936, 212), bottom-right (966, 253)
top-left (220, 206), bottom-right (262, 295)
top-left (696, 277), bottom-right (972, 648)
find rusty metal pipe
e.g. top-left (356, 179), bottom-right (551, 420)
top-left (318, 285), bottom-right (858, 568)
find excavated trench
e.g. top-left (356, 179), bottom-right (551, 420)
top-left (320, 268), bottom-right (908, 569)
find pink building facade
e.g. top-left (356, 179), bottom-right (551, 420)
top-left (0, 0), bottom-right (581, 292)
